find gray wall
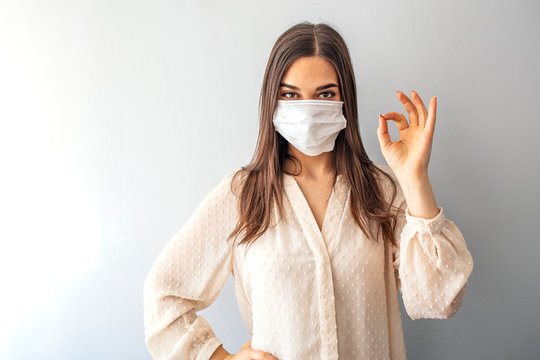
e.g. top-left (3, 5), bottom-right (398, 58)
top-left (0, 0), bottom-right (538, 359)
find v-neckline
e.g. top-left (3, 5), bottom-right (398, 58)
top-left (283, 172), bottom-right (348, 252)
top-left (287, 173), bottom-right (338, 232)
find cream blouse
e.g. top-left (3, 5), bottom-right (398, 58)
top-left (143, 164), bottom-right (474, 360)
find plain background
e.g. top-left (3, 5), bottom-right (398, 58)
top-left (1, 0), bottom-right (539, 359)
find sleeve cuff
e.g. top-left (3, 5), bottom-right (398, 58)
top-left (405, 206), bottom-right (445, 233)
top-left (196, 337), bottom-right (224, 360)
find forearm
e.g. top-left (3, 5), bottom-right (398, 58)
top-left (210, 344), bottom-right (232, 360)
top-left (397, 171), bottom-right (439, 219)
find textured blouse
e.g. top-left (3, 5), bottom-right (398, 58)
top-left (143, 164), bottom-right (474, 360)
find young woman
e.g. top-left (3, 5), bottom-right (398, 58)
top-left (143, 22), bottom-right (474, 360)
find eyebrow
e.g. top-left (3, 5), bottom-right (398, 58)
top-left (279, 83), bottom-right (338, 91)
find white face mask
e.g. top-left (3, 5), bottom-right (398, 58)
top-left (272, 99), bottom-right (347, 156)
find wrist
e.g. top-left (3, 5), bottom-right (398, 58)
top-left (210, 344), bottom-right (232, 360)
top-left (395, 169), bottom-right (429, 185)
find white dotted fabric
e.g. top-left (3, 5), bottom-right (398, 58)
top-left (143, 164), bottom-right (474, 360)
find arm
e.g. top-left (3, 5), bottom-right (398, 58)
top-left (376, 91), bottom-right (474, 319)
top-left (143, 171), bottom-right (240, 359)
top-left (390, 171), bottom-right (474, 319)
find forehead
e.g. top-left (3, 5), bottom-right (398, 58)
top-left (281, 56), bottom-right (338, 86)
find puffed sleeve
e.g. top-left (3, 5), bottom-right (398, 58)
top-left (378, 164), bottom-right (474, 320)
top-left (143, 170), bottom-right (241, 359)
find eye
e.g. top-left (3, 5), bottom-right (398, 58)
top-left (280, 91), bottom-right (298, 99)
top-left (319, 91), bottom-right (336, 98)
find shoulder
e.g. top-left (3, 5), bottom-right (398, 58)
top-left (191, 168), bottom-right (248, 217)
top-left (372, 162), bottom-right (396, 178)
top-left (213, 168), bottom-right (250, 199)
top-left (372, 162), bottom-right (398, 186)
top-left (371, 162), bottom-right (405, 206)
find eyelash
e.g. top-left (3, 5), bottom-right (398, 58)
top-left (280, 91), bottom-right (336, 99)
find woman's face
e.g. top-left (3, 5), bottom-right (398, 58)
top-left (278, 56), bottom-right (341, 101)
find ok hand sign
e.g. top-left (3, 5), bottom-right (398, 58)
top-left (377, 90), bottom-right (437, 179)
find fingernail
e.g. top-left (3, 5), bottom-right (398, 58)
top-left (379, 113), bottom-right (385, 119)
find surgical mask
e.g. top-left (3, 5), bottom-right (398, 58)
top-left (272, 99), bottom-right (347, 156)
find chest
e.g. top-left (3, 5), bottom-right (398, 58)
top-left (233, 186), bottom-right (389, 358)
top-left (294, 177), bottom-right (335, 231)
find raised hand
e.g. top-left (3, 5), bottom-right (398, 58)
top-left (377, 90), bottom-right (437, 179)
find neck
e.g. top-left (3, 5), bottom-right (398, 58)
top-left (284, 145), bottom-right (336, 180)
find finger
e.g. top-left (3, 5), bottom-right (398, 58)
top-left (426, 96), bottom-right (437, 134)
top-left (250, 350), bottom-right (278, 359)
top-left (241, 340), bottom-right (251, 348)
top-left (411, 90), bottom-right (428, 127)
top-left (380, 111), bottom-right (409, 131)
top-left (396, 90), bottom-right (419, 126)
top-left (377, 114), bottom-right (392, 150)
top-left (249, 349), bottom-right (262, 359)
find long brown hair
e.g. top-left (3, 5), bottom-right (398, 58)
top-left (226, 21), bottom-right (403, 252)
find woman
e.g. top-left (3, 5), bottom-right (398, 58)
top-left (143, 21), bottom-right (474, 360)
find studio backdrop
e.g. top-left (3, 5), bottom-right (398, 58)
top-left (0, 0), bottom-right (538, 359)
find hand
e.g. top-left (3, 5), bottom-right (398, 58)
top-left (377, 90), bottom-right (437, 179)
top-left (225, 339), bottom-right (280, 360)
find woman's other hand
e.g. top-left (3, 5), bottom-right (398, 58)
top-left (224, 339), bottom-right (280, 360)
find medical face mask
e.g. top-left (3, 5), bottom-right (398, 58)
top-left (272, 99), bottom-right (347, 156)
